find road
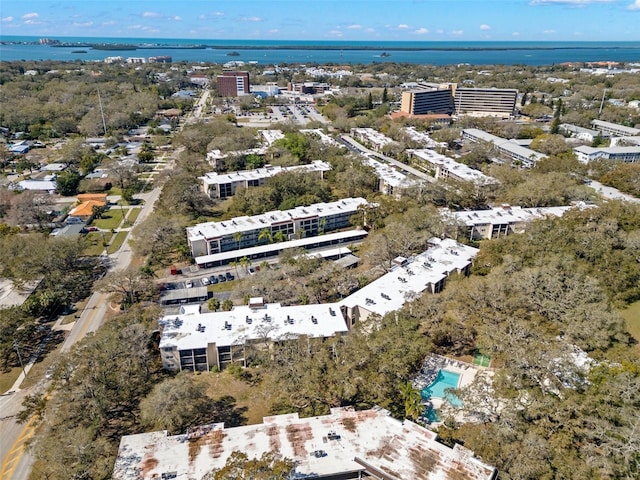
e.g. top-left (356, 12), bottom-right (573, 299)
top-left (0, 89), bottom-right (209, 480)
top-left (587, 180), bottom-right (640, 204)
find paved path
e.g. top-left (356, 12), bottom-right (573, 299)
top-left (588, 180), bottom-right (640, 204)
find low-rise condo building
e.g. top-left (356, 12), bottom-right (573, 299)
top-left (350, 128), bottom-right (397, 152)
top-left (462, 129), bottom-right (546, 168)
top-left (574, 145), bottom-right (640, 164)
top-left (113, 406), bottom-right (497, 480)
top-left (187, 197), bottom-right (367, 258)
top-left (591, 119), bottom-right (640, 137)
top-left (409, 148), bottom-right (497, 185)
top-left (200, 161), bottom-right (332, 199)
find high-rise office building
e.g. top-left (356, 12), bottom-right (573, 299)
top-left (400, 83), bottom-right (455, 115)
top-left (216, 71), bottom-right (250, 97)
top-left (453, 87), bottom-right (518, 117)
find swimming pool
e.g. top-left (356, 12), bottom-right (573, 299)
top-left (422, 369), bottom-right (462, 407)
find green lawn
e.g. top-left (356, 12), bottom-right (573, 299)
top-left (0, 366), bottom-right (22, 394)
top-left (620, 300), bottom-right (640, 342)
top-left (107, 231), bottom-right (128, 254)
top-left (126, 207), bottom-right (142, 224)
top-left (91, 209), bottom-right (125, 230)
top-left (83, 232), bottom-right (112, 256)
top-left (207, 281), bottom-right (236, 293)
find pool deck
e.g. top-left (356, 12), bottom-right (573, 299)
top-left (413, 354), bottom-right (481, 410)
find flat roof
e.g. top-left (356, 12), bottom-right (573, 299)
top-left (194, 229), bottom-right (367, 266)
top-left (300, 129), bottom-right (342, 147)
top-left (113, 406), bottom-right (497, 480)
top-left (158, 301), bottom-right (348, 351)
top-left (403, 126), bottom-right (446, 149)
top-left (339, 238), bottom-right (479, 317)
top-left (363, 155), bottom-right (416, 189)
top-left (591, 119), bottom-right (640, 135)
top-left (187, 198), bottom-right (367, 242)
top-left (351, 128), bottom-right (396, 147)
top-left (259, 129), bottom-right (285, 145)
top-left (444, 205), bottom-right (576, 227)
top-left (201, 160), bottom-right (332, 187)
top-left (410, 149), bottom-right (497, 185)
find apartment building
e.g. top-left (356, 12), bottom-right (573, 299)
top-left (200, 160), bottom-right (332, 199)
top-left (187, 197), bottom-right (368, 257)
top-left (287, 81), bottom-right (331, 94)
top-left (462, 128), bottom-right (546, 168)
top-left (362, 155), bottom-right (416, 196)
top-left (350, 128), bottom-right (397, 152)
top-left (159, 300), bottom-right (348, 371)
top-left (409, 148), bottom-right (497, 185)
top-left (444, 205), bottom-right (578, 240)
top-left (113, 406), bottom-right (497, 480)
top-left (574, 145), bottom-right (640, 164)
top-left (339, 238), bottom-right (479, 326)
top-left (400, 83), bottom-right (455, 115)
top-left (591, 119), bottom-right (640, 137)
top-left (453, 87), bottom-right (518, 117)
top-left (559, 123), bottom-right (604, 143)
top-left (216, 71), bottom-right (250, 97)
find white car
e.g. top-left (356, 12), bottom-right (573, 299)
top-left (201, 277), bottom-right (210, 286)
top-left (185, 280), bottom-right (194, 288)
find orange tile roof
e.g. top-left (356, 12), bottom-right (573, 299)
top-left (69, 200), bottom-right (106, 218)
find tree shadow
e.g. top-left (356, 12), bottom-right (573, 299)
top-left (213, 395), bottom-right (248, 427)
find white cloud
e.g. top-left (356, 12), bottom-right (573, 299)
top-left (436, 29), bottom-right (444, 34)
top-left (512, 31), bottom-right (521, 36)
top-left (397, 24), bottom-right (410, 29)
top-left (2, 16), bottom-right (14, 22)
top-left (328, 29), bottom-right (343, 37)
top-left (365, 27), bottom-right (375, 33)
top-left (128, 24), bottom-right (142, 30)
top-left (268, 29), bottom-right (279, 33)
top-left (543, 29), bottom-right (557, 33)
top-left (480, 24), bottom-right (491, 30)
top-left (143, 12), bottom-right (161, 18)
top-left (450, 30), bottom-right (464, 35)
top-left (240, 16), bottom-right (262, 22)
top-left (628, 0), bottom-right (640, 9)
top-left (102, 21), bottom-right (117, 26)
top-left (73, 21), bottom-right (93, 27)
top-left (22, 13), bottom-right (39, 20)
top-left (24, 20), bottom-right (42, 25)
top-left (169, 16), bottom-right (182, 21)
top-left (530, 0), bottom-right (613, 5)
top-left (413, 27), bottom-right (429, 35)
top-left (347, 24), bottom-right (362, 29)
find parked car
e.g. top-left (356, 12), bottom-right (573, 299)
top-left (201, 277), bottom-right (210, 286)
top-left (85, 226), bottom-right (99, 232)
top-left (225, 272), bottom-right (234, 281)
top-left (209, 275), bottom-right (218, 284)
top-left (217, 274), bottom-right (226, 283)
top-left (248, 267), bottom-right (256, 275)
top-left (185, 280), bottom-right (194, 288)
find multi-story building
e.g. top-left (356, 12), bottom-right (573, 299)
top-left (187, 197), bottom-right (368, 258)
top-left (216, 71), bottom-right (250, 97)
top-left (443, 205), bottom-right (580, 241)
top-left (462, 129), bottom-right (546, 168)
top-left (362, 155), bottom-right (416, 196)
top-left (559, 123), bottom-right (604, 143)
top-left (340, 238), bottom-right (479, 326)
top-left (200, 161), bottom-right (332, 199)
top-left (453, 87), bottom-right (518, 117)
top-left (350, 128), bottom-right (396, 152)
top-left (400, 83), bottom-right (455, 115)
top-left (409, 148), bottom-right (498, 185)
top-left (287, 81), bottom-right (331, 94)
top-left (574, 145), bottom-right (640, 164)
top-left (591, 119), bottom-right (640, 137)
top-left (113, 406), bottom-right (497, 480)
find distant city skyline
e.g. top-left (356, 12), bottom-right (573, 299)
top-left (1, 0), bottom-right (640, 42)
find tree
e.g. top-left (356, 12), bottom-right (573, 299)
top-left (95, 266), bottom-right (159, 309)
top-left (399, 381), bottom-right (423, 421)
top-left (382, 87), bottom-right (389, 103)
top-left (55, 170), bottom-right (81, 196)
top-left (222, 299), bottom-right (234, 311)
top-left (258, 228), bottom-right (273, 244)
top-left (208, 297), bottom-right (221, 312)
top-left (91, 204), bottom-right (107, 219)
top-left (367, 92), bottom-right (373, 110)
top-left (203, 451), bottom-right (295, 480)
top-left (137, 143), bottom-right (155, 163)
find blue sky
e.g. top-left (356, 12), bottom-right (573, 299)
top-left (1, 0), bottom-right (640, 41)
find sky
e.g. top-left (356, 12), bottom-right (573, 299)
top-left (1, 0), bottom-right (640, 42)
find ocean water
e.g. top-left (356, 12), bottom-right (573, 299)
top-left (1, 36), bottom-right (640, 66)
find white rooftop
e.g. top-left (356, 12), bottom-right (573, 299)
top-left (410, 149), bottom-right (497, 185)
top-left (350, 128), bottom-right (396, 148)
top-left (158, 301), bottom-right (347, 351)
top-left (404, 126), bottom-right (447, 149)
top-left (299, 129), bottom-right (342, 147)
top-left (201, 161), bottom-right (332, 187)
top-left (363, 155), bottom-right (416, 189)
top-left (259, 129), bottom-right (285, 145)
top-left (113, 406), bottom-right (496, 480)
top-left (591, 119), bottom-right (640, 136)
top-left (444, 205), bottom-right (577, 227)
top-left (187, 197), bottom-right (367, 241)
top-left (17, 179), bottom-right (57, 191)
top-left (339, 238), bottom-right (479, 318)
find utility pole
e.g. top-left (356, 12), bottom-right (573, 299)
top-left (13, 340), bottom-right (26, 378)
top-left (97, 88), bottom-right (108, 135)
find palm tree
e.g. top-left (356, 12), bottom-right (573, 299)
top-left (239, 256), bottom-right (251, 273)
top-left (229, 260), bottom-right (240, 277)
top-left (258, 228), bottom-right (272, 244)
top-left (273, 231), bottom-right (288, 243)
top-left (233, 231), bottom-right (243, 250)
top-left (399, 381), bottom-right (423, 421)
